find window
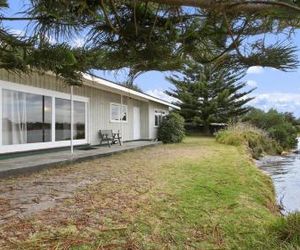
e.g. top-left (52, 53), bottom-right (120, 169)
top-left (55, 98), bottom-right (71, 141)
top-left (154, 110), bottom-right (166, 127)
top-left (2, 89), bottom-right (52, 145)
top-left (111, 103), bottom-right (120, 122)
top-left (0, 82), bottom-right (88, 153)
top-left (110, 103), bottom-right (127, 122)
top-left (55, 98), bottom-right (86, 141)
top-left (74, 101), bottom-right (86, 139)
top-left (27, 94), bottom-right (52, 143)
top-left (121, 105), bottom-right (127, 121)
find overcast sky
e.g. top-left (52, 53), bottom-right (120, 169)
top-left (5, 0), bottom-right (300, 117)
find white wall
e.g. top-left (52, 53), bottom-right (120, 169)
top-left (0, 70), bottom-right (169, 151)
top-left (148, 102), bottom-right (170, 139)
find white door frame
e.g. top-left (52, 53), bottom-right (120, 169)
top-left (0, 80), bottom-right (89, 154)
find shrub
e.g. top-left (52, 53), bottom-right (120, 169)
top-left (270, 212), bottom-right (300, 246)
top-left (243, 108), bottom-right (298, 150)
top-left (216, 123), bottom-right (282, 159)
top-left (268, 123), bottom-right (298, 149)
top-left (158, 112), bottom-right (185, 143)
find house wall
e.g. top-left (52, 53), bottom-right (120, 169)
top-left (148, 102), bottom-right (170, 139)
top-left (0, 70), bottom-right (160, 147)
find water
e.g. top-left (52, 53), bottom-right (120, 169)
top-left (257, 139), bottom-right (300, 214)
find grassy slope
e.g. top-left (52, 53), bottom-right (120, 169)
top-left (128, 137), bottom-right (278, 249)
top-left (3, 137), bottom-right (283, 249)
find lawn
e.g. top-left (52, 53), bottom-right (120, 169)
top-left (0, 136), bottom-right (283, 249)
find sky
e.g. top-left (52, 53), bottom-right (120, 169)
top-left (4, 1), bottom-right (300, 117)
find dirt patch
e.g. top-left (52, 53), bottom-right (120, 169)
top-left (0, 144), bottom-right (210, 248)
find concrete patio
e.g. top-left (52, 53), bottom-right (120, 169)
top-left (0, 140), bottom-right (161, 178)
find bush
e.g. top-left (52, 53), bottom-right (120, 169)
top-left (158, 112), bottom-right (185, 143)
top-left (243, 108), bottom-right (298, 150)
top-left (270, 212), bottom-right (300, 246)
top-left (216, 123), bottom-right (282, 159)
top-left (268, 123), bottom-right (298, 149)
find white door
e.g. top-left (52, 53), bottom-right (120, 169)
top-left (133, 106), bottom-right (141, 140)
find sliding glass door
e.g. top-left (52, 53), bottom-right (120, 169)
top-left (74, 101), bottom-right (86, 140)
top-left (55, 98), bottom-right (71, 141)
top-left (2, 89), bottom-right (52, 145)
top-left (0, 83), bottom-right (88, 153)
top-left (55, 99), bottom-right (86, 141)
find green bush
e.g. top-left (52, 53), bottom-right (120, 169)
top-left (270, 212), bottom-right (300, 246)
top-left (158, 112), bottom-right (185, 143)
top-left (216, 123), bottom-right (282, 159)
top-left (243, 108), bottom-right (298, 150)
top-left (268, 123), bottom-right (298, 149)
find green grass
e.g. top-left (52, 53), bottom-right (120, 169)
top-left (126, 137), bottom-right (279, 249)
top-left (2, 136), bottom-right (298, 249)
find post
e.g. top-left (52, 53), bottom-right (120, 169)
top-left (120, 94), bottom-right (124, 145)
top-left (42, 96), bottom-right (45, 142)
top-left (70, 85), bottom-right (74, 154)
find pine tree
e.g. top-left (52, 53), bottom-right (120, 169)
top-left (0, 0), bottom-right (299, 84)
top-left (166, 63), bottom-right (254, 132)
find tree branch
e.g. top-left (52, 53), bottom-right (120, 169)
top-left (139, 0), bottom-right (300, 13)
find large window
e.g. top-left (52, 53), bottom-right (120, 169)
top-left (110, 103), bottom-right (127, 122)
top-left (1, 84), bottom-right (88, 151)
top-left (154, 110), bottom-right (166, 127)
top-left (74, 101), bottom-right (86, 139)
top-left (55, 98), bottom-right (71, 141)
top-left (55, 98), bottom-right (86, 141)
top-left (2, 89), bottom-right (52, 145)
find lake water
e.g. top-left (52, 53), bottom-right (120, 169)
top-left (256, 139), bottom-right (300, 214)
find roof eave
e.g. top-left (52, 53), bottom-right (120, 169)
top-left (82, 73), bottom-right (180, 110)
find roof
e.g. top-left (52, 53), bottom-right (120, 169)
top-left (82, 73), bottom-right (180, 110)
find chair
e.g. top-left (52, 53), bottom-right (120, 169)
top-left (99, 130), bottom-right (114, 147)
top-left (114, 130), bottom-right (122, 146)
top-left (99, 130), bottom-right (122, 147)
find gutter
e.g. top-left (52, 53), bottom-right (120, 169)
top-left (82, 73), bottom-right (180, 110)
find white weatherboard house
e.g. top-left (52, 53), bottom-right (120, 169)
top-left (0, 70), bottom-right (179, 154)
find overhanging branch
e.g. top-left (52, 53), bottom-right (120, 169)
top-left (140, 0), bottom-right (300, 13)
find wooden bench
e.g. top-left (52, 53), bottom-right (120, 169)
top-left (99, 130), bottom-right (122, 147)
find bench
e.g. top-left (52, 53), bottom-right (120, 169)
top-left (99, 130), bottom-right (122, 147)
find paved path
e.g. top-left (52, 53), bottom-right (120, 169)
top-left (0, 141), bottom-right (160, 177)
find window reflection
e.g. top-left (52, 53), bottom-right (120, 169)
top-left (121, 105), bottom-right (127, 121)
top-left (2, 89), bottom-right (52, 145)
top-left (74, 101), bottom-right (85, 139)
top-left (55, 98), bottom-right (86, 141)
top-left (111, 103), bottom-right (120, 121)
top-left (154, 110), bottom-right (166, 127)
top-left (27, 94), bottom-right (52, 143)
top-left (110, 103), bottom-right (127, 122)
top-left (2, 90), bottom-right (86, 145)
top-left (55, 98), bottom-right (71, 141)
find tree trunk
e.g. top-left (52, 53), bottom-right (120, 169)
top-left (203, 123), bottom-right (210, 135)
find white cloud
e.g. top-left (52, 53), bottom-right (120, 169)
top-left (10, 29), bottom-right (26, 37)
top-left (249, 93), bottom-right (300, 117)
top-left (270, 68), bottom-right (280, 72)
top-left (146, 89), bottom-right (300, 117)
top-left (72, 37), bottom-right (85, 48)
top-left (146, 89), bottom-right (179, 104)
top-left (246, 80), bottom-right (258, 88)
top-left (247, 66), bottom-right (264, 74)
top-left (46, 35), bottom-right (57, 45)
top-left (9, 29), bottom-right (58, 45)
top-left (10, 29), bottom-right (86, 48)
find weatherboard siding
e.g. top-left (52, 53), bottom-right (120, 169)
top-left (148, 102), bottom-right (170, 139)
top-left (0, 70), bottom-right (157, 145)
